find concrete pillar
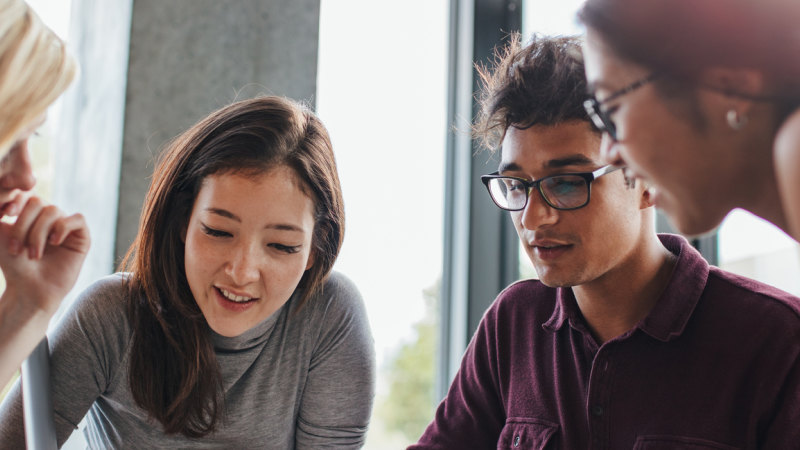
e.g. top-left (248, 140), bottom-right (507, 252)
top-left (54, 0), bottom-right (321, 290)
top-left (54, 1), bottom-right (320, 446)
top-left (53, 0), bottom-right (133, 302)
top-left (116, 0), bottom-right (321, 261)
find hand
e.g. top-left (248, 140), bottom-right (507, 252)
top-left (0, 189), bottom-right (31, 218)
top-left (0, 195), bottom-right (90, 316)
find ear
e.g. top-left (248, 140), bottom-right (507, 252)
top-left (640, 183), bottom-right (656, 210)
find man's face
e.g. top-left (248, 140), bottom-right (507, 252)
top-left (501, 120), bottom-right (649, 288)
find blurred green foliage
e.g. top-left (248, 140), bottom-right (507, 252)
top-left (378, 280), bottom-right (439, 442)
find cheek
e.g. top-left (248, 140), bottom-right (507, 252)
top-left (265, 250), bottom-right (313, 286)
top-left (184, 232), bottom-right (217, 276)
top-left (616, 102), bottom-right (672, 169)
top-left (510, 211), bottom-right (524, 233)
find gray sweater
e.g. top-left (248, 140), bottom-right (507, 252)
top-left (0, 272), bottom-right (375, 448)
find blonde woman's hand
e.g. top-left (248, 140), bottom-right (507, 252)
top-left (0, 195), bottom-right (90, 316)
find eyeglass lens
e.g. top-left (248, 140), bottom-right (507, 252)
top-left (488, 175), bottom-right (589, 211)
top-left (584, 99), bottom-right (617, 140)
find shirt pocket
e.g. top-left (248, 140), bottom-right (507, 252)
top-left (634, 435), bottom-right (740, 450)
top-left (496, 417), bottom-right (559, 449)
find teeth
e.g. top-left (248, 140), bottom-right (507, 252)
top-left (219, 288), bottom-right (254, 303)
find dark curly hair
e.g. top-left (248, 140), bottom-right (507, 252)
top-left (473, 33), bottom-right (596, 152)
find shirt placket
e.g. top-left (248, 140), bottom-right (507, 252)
top-left (586, 345), bottom-right (613, 450)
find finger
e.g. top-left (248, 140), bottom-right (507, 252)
top-left (46, 213), bottom-right (90, 253)
top-left (26, 204), bottom-right (63, 259)
top-left (7, 196), bottom-right (44, 256)
top-left (0, 190), bottom-right (31, 218)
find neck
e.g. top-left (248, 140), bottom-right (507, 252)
top-left (736, 108), bottom-right (789, 232)
top-left (741, 156), bottom-right (788, 232)
top-left (573, 233), bottom-right (676, 344)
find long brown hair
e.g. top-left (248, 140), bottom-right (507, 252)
top-left (120, 96), bottom-right (344, 437)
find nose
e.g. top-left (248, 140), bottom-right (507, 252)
top-left (0, 140), bottom-right (36, 191)
top-left (225, 241), bottom-right (261, 285)
top-left (516, 188), bottom-right (558, 231)
top-left (599, 133), bottom-right (624, 167)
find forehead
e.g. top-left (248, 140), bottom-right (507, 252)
top-left (500, 121), bottom-right (602, 173)
top-left (194, 167), bottom-right (316, 227)
top-left (583, 30), bottom-right (650, 95)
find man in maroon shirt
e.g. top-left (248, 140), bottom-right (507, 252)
top-left (410, 34), bottom-right (800, 449)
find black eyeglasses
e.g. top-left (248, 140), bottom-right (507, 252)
top-left (481, 165), bottom-right (622, 211)
top-left (583, 73), bottom-right (658, 141)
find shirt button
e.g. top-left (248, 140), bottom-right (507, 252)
top-left (592, 405), bottom-right (604, 416)
top-left (514, 435), bottom-right (520, 447)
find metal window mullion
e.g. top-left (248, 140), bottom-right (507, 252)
top-left (439, 0), bottom-right (522, 400)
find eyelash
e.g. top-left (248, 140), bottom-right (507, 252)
top-left (202, 224), bottom-right (231, 238)
top-left (269, 243), bottom-right (301, 254)
top-left (201, 224), bottom-right (301, 254)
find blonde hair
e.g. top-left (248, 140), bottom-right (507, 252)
top-left (0, 0), bottom-right (76, 154)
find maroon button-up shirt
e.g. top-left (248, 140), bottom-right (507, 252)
top-left (411, 234), bottom-right (800, 449)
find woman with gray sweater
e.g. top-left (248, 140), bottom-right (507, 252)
top-left (0, 96), bottom-right (375, 448)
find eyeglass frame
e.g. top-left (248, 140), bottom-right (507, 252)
top-left (583, 73), bottom-right (659, 141)
top-left (480, 164), bottom-right (623, 211)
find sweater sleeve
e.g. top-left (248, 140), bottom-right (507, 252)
top-left (409, 300), bottom-right (506, 449)
top-left (295, 272), bottom-right (376, 449)
top-left (0, 274), bottom-right (130, 448)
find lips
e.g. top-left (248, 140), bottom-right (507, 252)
top-left (218, 287), bottom-right (255, 303)
top-left (528, 240), bottom-right (573, 261)
top-left (214, 287), bottom-right (258, 309)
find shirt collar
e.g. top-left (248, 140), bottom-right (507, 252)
top-left (637, 233), bottom-right (708, 341)
top-left (542, 234), bottom-right (709, 342)
top-left (210, 293), bottom-right (295, 351)
top-left (543, 288), bottom-right (579, 331)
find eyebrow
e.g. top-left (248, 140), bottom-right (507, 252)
top-left (498, 154), bottom-right (596, 174)
top-left (205, 207), bottom-right (306, 232)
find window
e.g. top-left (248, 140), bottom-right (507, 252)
top-left (718, 210), bottom-right (800, 296)
top-left (317, 0), bottom-right (448, 446)
top-left (523, 0), bottom-right (585, 37)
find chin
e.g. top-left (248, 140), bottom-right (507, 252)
top-left (665, 207), bottom-right (725, 238)
top-left (535, 272), bottom-right (574, 288)
top-left (207, 321), bottom-right (247, 338)
top-left (656, 193), bottom-right (724, 237)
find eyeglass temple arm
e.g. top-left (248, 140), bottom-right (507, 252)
top-left (592, 164), bottom-right (624, 178)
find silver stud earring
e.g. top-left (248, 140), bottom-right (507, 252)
top-left (726, 109), bottom-right (748, 130)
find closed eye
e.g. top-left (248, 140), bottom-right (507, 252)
top-left (269, 243), bottom-right (301, 254)
top-left (201, 224), bottom-right (231, 238)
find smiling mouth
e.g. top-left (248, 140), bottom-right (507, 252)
top-left (217, 287), bottom-right (257, 303)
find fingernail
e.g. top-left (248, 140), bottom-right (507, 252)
top-left (4, 203), bottom-right (18, 216)
top-left (8, 239), bottom-right (21, 255)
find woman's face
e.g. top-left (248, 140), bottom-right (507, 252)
top-left (0, 115), bottom-right (44, 211)
top-left (582, 31), bottom-right (743, 235)
top-left (184, 167), bottom-right (316, 337)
